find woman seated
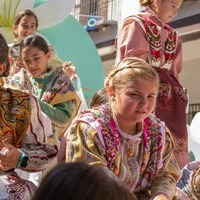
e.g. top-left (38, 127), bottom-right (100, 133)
top-left (0, 33), bottom-right (57, 199)
top-left (61, 57), bottom-right (181, 200)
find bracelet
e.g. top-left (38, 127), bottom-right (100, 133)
top-left (17, 149), bottom-right (29, 168)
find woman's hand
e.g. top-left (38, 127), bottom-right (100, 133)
top-left (63, 65), bottom-right (76, 81)
top-left (0, 144), bottom-right (21, 171)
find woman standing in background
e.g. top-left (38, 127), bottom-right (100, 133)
top-left (115, 0), bottom-right (189, 169)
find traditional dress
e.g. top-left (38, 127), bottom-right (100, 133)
top-left (0, 88), bottom-right (58, 200)
top-left (5, 66), bottom-right (81, 139)
top-left (4, 66), bottom-right (81, 186)
top-left (115, 7), bottom-right (189, 169)
top-left (177, 161), bottom-right (200, 200)
top-left (65, 104), bottom-right (181, 199)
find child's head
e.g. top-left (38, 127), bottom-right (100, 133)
top-left (13, 9), bottom-right (38, 40)
top-left (140, 0), bottom-right (183, 23)
top-left (33, 162), bottom-right (136, 200)
top-left (0, 33), bottom-right (10, 77)
top-left (9, 41), bottom-right (24, 75)
top-left (105, 57), bottom-right (159, 124)
top-left (20, 35), bottom-right (51, 77)
top-left (90, 88), bottom-right (108, 108)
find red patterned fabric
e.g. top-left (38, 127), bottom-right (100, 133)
top-left (136, 12), bottom-right (177, 67)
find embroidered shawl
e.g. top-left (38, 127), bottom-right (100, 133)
top-left (0, 88), bottom-right (31, 149)
top-left (134, 7), bottom-right (178, 69)
top-left (4, 67), bottom-right (81, 137)
top-left (72, 104), bottom-right (165, 189)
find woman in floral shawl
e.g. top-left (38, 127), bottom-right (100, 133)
top-left (0, 33), bottom-right (57, 199)
top-left (63, 57), bottom-right (181, 200)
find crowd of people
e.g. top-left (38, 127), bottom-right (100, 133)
top-left (0, 0), bottom-right (200, 199)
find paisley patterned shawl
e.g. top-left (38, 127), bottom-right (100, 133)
top-left (34, 67), bottom-right (81, 112)
top-left (73, 103), bottom-right (165, 188)
top-left (4, 67), bottom-right (81, 137)
top-left (41, 67), bottom-right (76, 103)
top-left (5, 67), bottom-right (80, 107)
top-left (135, 7), bottom-right (177, 68)
top-left (44, 68), bottom-right (81, 136)
top-left (0, 88), bottom-right (31, 149)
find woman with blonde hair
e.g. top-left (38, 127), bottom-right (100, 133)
top-left (63, 57), bottom-right (181, 200)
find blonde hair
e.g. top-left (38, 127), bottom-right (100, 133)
top-left (105, 57), bottom-right (159, 92)
top-left (13, 9), bottom-right (38, 38)
top-left (140, 0), bottom-right (153, 7)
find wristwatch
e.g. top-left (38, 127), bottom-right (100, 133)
top-left (18, 150), bottom-right (29, 168)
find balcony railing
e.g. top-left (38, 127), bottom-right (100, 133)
top-left (187, 103), bottom-right (200, 124)
top-left (72, 0), bottom-right (117, 27)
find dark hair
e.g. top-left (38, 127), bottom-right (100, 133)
top-left (13, 9), bottom-right (38, 28)
top-left (33, 162), bottom-right (136, 200)
top-left (20, 35), bottom-right (49, 54)
top-left (0, 33), bottom-right (10, 77)
top-left (90, 88), bottom-right (108, 108)
top-left (9, 41), bottom-right (21, 60)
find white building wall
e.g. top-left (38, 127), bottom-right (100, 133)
top-left (120, 0), bottom-right (140, 24)
top-left (180, 38), bottom-right (200, 104)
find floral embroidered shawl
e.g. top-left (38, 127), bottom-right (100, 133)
top-left (72, 103), bottom-right (166, 189)
top-left (133, 7), bottom-right (177, 69)
top-left (0, 88), bottom-right (31, 149)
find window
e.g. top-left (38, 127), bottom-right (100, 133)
top-left (73, 0), bottom-right (116, 26)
